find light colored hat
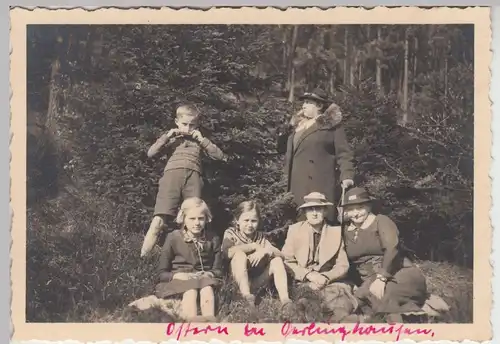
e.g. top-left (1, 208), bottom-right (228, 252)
top-left (297, 192), bottom-right (334, 210)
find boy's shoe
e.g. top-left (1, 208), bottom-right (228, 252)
top-left (141, 216), bottom-right (164, 257)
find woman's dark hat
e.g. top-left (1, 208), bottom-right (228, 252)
top-left (342, 187), bottom-right (375, 206)
top-left (299, 88), bottom-right (330, 104)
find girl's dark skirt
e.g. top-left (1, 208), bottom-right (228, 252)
top-left (155, 276), bottom-right (220, 299)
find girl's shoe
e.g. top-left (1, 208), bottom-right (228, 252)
top-left (244, 294), bottom-right (256, 306)
top-left (280, 298), bottom-right (295, 319)
top-left (280, 298), bottom-right (293, 310)
top-left (141, 216), bottom-right (164, 257)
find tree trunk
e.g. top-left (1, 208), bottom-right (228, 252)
top-left (46, 58), bottom-right (61, 134)
top-left (282, 27), bottom-right (288, 91)
top-left (443, 39), bottom-right (449, 125)
top-left (411, 36), bottom-right (418, 111)
top-left (287, 25), bottom-right (299, 102)
top-left (402, 28), bottom-right (409, 125)
top-left (329, 68), bottom-right (335, 94)
top-left (349, 42), bottom-right (355, 86)
top-left (390, 73), bottom-right (397, 93)
top-left (344, 26), bottom-right (349, 85)
top-left (376, 26), bottom-right (383, 94)
top-left (282, 27), bottom-right (288, 67)
top-left (288, 66), bottom-right (296, 103)
top-left (358, 55), bottom-right (363, 85)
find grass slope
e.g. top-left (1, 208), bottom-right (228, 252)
top-left (27, 190), bottom-right (473, 323)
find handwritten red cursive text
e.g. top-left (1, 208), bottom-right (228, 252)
top-left (281, 321), bottom-right (435, 341)
top-left (166, 322), bottom-right (229, 341)
top-left (244, 323), bottom-right (266, 336)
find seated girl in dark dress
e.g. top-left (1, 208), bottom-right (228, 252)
top-left (155, 197), bottom-right (223, 322)
top-left (341, 187), bottom-right (428, 323)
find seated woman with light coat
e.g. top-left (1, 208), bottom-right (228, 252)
top-left (281, 192), bottom-right (358, 322)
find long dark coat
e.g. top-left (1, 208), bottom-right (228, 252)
top-left (282, 103), bottom-right (355, 223)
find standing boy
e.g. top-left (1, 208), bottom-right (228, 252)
top-left (141, 104), bottom-right (227, 257)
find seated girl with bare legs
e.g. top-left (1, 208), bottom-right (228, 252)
top-left (222, 200), bottom-right (293, 311)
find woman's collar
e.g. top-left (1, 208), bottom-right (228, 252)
top-left (305, 221), bottom-right (324, 234)
top-left (347, 213), bottom-right (377, 231)
top-left (296, 117), bottom-right (316, 131)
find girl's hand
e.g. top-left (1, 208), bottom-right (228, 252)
top-left (173, 272), bottom-right (196, 280)
top-left (252, 243), bottom-right (263, 251)
top-left (307, 271), bottom-right (328, 288)
top-left (263, 247), bottom-right (275, 258)
top-left (248, 249), bottom-right (267, 267)
top-left (200, 271), bottom-right (215, 278)
top-left (369, 278), bottom-right (386, 300)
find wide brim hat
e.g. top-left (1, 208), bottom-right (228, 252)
top-left (297, 192), bottom-right (334, 210)
top-left (341, 187), bottom-right (375, 207)
top-left (298, 88), bottom-right (330, 104)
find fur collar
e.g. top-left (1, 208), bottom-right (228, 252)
top-left (290, 103), bottom-right (343, 131)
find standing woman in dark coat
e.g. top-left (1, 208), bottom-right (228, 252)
top-left (278, 88), bottom-right (356, 224)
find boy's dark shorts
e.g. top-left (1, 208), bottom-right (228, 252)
top-left (154, 168), bottom-right (204, 217)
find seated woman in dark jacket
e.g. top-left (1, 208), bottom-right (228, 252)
top-left (156, 197), bottom-right (223, 322)
top-left (340, 187), bottom-right (428, 323)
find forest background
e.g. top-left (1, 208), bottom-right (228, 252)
top-left (26, 24), bottom-right (474, 323)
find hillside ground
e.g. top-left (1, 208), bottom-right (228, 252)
top-left (26, 188), bottom-right (473, 324)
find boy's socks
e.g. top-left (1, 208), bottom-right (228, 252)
top-left (141, 215), bottom-right (165, 257)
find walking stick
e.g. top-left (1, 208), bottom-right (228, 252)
top-left (337, 184), bottom-right (347, 227)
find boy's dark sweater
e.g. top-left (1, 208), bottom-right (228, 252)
top-left (163, 135), bottom-right (226, 174)
top-left (157, 229), bottom-right (223, 282)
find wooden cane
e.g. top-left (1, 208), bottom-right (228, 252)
top-left (337, 185), bottom-right (347, 226)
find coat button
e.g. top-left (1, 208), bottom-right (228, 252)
top-left (309, 159), bottom-right (314, 163)
top-left (309, 176), bottom-right (312, 180)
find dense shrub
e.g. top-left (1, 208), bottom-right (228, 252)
top-left (27, 25), bottom-right (473, 264)
top-left (26, 24), bottom-right (474, 322)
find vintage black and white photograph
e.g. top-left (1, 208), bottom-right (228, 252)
top-left (13, 8), bottom-right (491, 340)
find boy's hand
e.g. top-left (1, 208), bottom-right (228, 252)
top-left (166, 129), bottom-right (182, 139)
top-left (159, 129), bottom-right (180, 144)
top-left (191, 130), bottom-right (204, 142)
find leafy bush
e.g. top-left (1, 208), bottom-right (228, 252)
top-left (27, 25), bottom-right (473, 265)
top-left (26, 24), bottom-right (474, 323)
